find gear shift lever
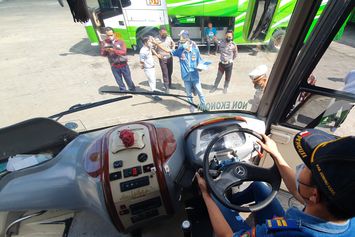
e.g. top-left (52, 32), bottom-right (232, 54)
top-left (181, 220), bottom-right (192, 237)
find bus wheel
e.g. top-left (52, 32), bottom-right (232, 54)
top-left (268, 29), bottom-right (286, 52)
top-left (136, 28), bottom-right (159, 52)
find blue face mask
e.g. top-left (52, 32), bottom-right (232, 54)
top-left (295, 163), bottom-right (305, 192)
top-left (182, 42), bottom-right (189, 49)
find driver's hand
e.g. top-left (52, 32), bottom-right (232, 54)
top-left (257, 134), bottom-right (281, 157)
top-left (196, 171), bottom-right (208, 195)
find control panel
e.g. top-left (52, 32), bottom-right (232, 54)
top-left (108, 124), bottom-right (167, 230)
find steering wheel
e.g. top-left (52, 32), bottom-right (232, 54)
top-left (203, 128), bottom-right (281, 212)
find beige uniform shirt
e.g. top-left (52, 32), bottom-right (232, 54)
top-left (155, 35), bottom-right (174, 58)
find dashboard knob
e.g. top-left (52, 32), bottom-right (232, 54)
top-left (138, 153), bottom-right (148, 162)
top-left (119, 129), bottom-right (135, 147)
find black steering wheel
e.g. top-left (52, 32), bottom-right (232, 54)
top-left (203, 128), bottom-right (281, 212)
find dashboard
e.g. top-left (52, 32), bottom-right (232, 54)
top-left (0, 113), bottom-right (266, 235)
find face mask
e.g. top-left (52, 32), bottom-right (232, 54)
top-left (226, 37), bottom-right (232, 42)
top-left (147, 42), bottom-right (153, 48)
top-left (182, 42), bottom-right (189, 49)
top-left (108, 36), bottom-right (114, 41)
top-left (295, 163), bottom-right (305, 193)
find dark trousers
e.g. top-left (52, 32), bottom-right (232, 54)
top-left (111, 64), bottom-right (135, 91)
top-left (207, 38), bottom-right (219, 54)
top-left (213, 62), bottom-right (233, 89)
top-left (159, 57), bottom-right (173, 88)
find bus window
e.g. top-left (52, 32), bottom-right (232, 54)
top-left (309, 32), bottom-right (355, 90)
top-left (98, 0), bottom-right (131, 11)
top-left (282, 25), bottom-right (355, 136)
top-left (285, 92), bottom-right (354, 135)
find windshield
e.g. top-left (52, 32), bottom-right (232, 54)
top-left (0, 0), bottom-right (350, 132)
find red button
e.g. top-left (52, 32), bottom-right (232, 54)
top-left (132, 168), bottom-right (138, 176)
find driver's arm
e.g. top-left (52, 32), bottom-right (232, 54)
top-left (257, 134), bottom-right (305, 204)
top-left (196, 173), bottom-right (233, 237)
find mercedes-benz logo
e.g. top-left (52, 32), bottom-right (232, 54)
top-left (234, 166), bottom-right (247, 178)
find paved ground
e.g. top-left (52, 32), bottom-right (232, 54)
top-left (0, 0), bottom-right (354, 135)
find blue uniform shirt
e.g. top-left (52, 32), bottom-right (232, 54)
top-left (204, 27), bottom-right (217, 39)
top-left (234, 207), bottom-right (355, 237)
top-left (172, 43), bottom-right (202, 82)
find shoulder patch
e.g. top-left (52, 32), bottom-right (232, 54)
top-left (266, 218), bottom-right (300, 231)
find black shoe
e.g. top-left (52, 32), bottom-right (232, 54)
top-left (209, 87), bottom-right (217, 93)
top-left (169, 85), bottom-right (176, 89)
top-left (152, 95), bottom-right (162, 101)
top-left (129, 87), bottom-right (136, 92)
top-left (223, 87), bottom-right (228, 94)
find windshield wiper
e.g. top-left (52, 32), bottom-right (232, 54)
top-left (48, 95), bottom-right (133, 120)
top-left (101, 90), bottom-right (207, 112)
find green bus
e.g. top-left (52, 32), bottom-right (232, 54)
top-left (75, 0), bottom-right (348, 50)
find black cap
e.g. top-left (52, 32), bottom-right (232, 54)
top-left (293, 129), bottom-right (355, 216)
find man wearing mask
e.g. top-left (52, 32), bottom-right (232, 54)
top-left (154, 30), bottom-right (206, 112)
top-left (100, 27), bottom-right (135, 92)
top-left (204, 22), bottom-right (218, 55)
top-left (139, 36), bottom-right (161, 101)
top-left (154, 28), bottom-right (175, 93)
top-left (196, 129), bottom-right (355, 236)
top-left (209, 30), bottom-right (237, 94)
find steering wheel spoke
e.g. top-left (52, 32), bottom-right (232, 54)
top-left (203, 128), bottom-right (281, 212)
top-left (213, 168), bottom-right (241, 194)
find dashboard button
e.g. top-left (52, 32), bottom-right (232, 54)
top-left (109, 171), bottom-right (122, 181)
top-left (113, 160), bottom-right (123, 168)
top-left (119, 209), bottom-right (129, 215)
top-left (132, 167), bottom-right (138, 176)
top-left (123, 168), bottom-right (132, 178)
top-left (143, 164), bottom-right (154, 173)
top-left (138, 153), bottom-right (148, 162)
top-left (120, 176), bottom-right (150, 192)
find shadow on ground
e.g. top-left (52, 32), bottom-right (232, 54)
top-left (98, 85), bottom-right (191, 112)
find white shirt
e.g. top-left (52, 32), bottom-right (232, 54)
top-left (139, 46), bottom-right (155, 69)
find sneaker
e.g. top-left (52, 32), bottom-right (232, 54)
top-left (209, 87), bottom-right (217, 93)
top-left (162, 86), bottom-right (169, 94)
top-left (223, 88), bottom-right (228, 94)
top-left (189, 106), bottom-right (196, 113)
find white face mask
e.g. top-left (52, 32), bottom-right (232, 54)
top-left (295, 163), bottom-right (305, 193)
top-left (147, 42), bottom-right (153, 48)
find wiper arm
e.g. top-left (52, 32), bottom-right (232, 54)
top-left (101, 90), bottom-right (208, 112)
top-left (48, 95), bottom-right (133, 120)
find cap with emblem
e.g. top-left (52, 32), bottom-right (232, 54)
top-left (293, 129), bottom-right (355, 216)
top-left (178, 30), bottom-right (190, 43)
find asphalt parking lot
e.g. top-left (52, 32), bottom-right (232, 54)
top-left (0, 0), bottom-right (354, 135)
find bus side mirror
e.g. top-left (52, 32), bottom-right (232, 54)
top-left (243, 0), bottom-right (279, 41)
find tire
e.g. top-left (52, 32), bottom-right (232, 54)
top-left (268, 29), bottom-right (286, 52)
top-left (136, 28), bottom-right (159, 52)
